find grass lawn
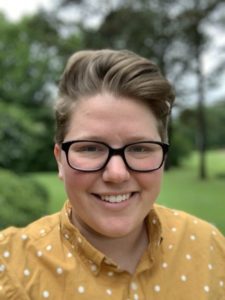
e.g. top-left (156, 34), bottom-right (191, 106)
top-left (32, 150), bottom-right (225, 234)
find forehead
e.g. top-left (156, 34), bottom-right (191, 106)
top-left (65, 93), bottom-right (161, 143)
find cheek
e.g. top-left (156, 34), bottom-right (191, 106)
top-left (138, 169), bottom-right (163, 192)
top-left (63, 167), bottom-right (96, 196)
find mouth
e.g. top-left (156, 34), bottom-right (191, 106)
top-left (92, 192), bottom-right (135, 203)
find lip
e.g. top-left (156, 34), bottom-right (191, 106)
top-left (91, 192), bottom-right (138, 210)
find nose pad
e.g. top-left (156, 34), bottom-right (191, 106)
top-left (102, 155), bottom-right (130, 183)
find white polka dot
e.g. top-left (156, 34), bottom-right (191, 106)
top-left (190, 234), bottom-right (196, 240)
top-left (168, 244), bottom-right (173, 250)
top-left (162, 262), bottom-right (168, 268)
top-left (171, 227), bottom-right (177, 232)
top-left (56, 267), bottom-right (63, 274)
top-left (67, 252), bottom-right (72, 258)
top-left (90, 264), bottom-right (97, 272)
top-left (133, 293), bottom-right (139, 300)
top-left (107, 271), bottom-right (114, 277)
top-left (46, 245), bottom-right (52, 251)
top-left (152, 219), bottom-right (157, 224)
top-left (0, 285), bottom-right (3, 291)
top-left (106, 288), bottom-right (112, 295)
top-left (204, 285), bottom-right (210, 293)
top-left (21, 234), bottom-right (28, 240)
top-left (64, 233), bottom-right (70, 240)
top-left (40, 229), bottom-right (46, 236)
top-left (3, 251), bottom-right (10, 258)
top-left (173, 211), bottom-right (179, 216)
top-left (181, 275), bottom-right (187, 282)
top-left (78, 286), bottom-right (85, 293)
top-left (208, 264), bottom-right (213, 270)
top-left (0, 264), bottom-right (6, 272)
top-left (42, 290), bottom-right (50, 298)
top-left (37, 251), bottom-right (43, 257)
top-left (154, 285), bottom-right (161, 292)
top-left (77, 237), bottom-right (82, 243)
top-left (0, 233), bottom-right (5, 241)
top-left (193, 219), bottom-right (198, 224)
top-left (212, 230), bottom-right (217, 236)
top-left (130, 282), bottom-right (138, 290)
top-left (210, 245), bottom-right (214, 251)
top-left (185, 254), bottom-right (192, 260)
top-left (24, 269), bottom-right (30, 276)
top-left (219, 280), bottom-right (224, 287)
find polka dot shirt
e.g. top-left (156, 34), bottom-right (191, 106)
top-left (0, 202), bottom-right (224, 299)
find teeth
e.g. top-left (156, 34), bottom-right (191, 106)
top-left (100, 193), bottom-right (131, 203)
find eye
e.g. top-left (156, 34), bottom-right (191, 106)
top-left (127, 144), bottom-right (154, 153)
top-left (71, 142), bottom-right (106, 153)
top-left (78, 145), bottom-right (99, 152)
top-left (126, 143), bottom-right (161, 158)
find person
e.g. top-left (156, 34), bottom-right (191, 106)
top-left (0, 49), bottom-right (224, 300)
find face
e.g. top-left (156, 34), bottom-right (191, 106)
top-left (54, 93), bottom-right (164, 239)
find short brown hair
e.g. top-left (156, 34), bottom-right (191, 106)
top-left (55, 49), bottom-right (175, 143)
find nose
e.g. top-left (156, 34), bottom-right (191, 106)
top-left (102, 155), bottom-right (130, 183)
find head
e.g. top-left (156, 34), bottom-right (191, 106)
top-left (55, 49), bottom-right (175, 145)
top-left (54, 49), bottom-right (175, 240)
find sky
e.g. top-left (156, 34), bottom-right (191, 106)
top-left (0, 0), bottom-right (53, 20)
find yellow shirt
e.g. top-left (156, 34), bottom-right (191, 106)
top-left (0, 202), bottom-right (224, 300)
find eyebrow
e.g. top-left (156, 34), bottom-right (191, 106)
top-left (66, 136), bottom-right (161, 144)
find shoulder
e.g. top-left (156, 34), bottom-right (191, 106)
top-left (0, 212), bottom-right (61, 256)
top-left (154, 204), bottom-right (225, 254)
top-left (154, 203), bottom-right (223, 234)
top-left (0, 213), bottom-right (61, 299)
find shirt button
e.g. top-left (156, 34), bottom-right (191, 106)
top-left (154, 285), bottom-right (161, 292)
top-left (106, 288), bottom-right (112, 295)
top-left (90, 264), bottom-right (98, 272)
top-left (42, 290), bottom-right (50, 298)
top-left (0, 264), bottom-right (6, 272)
top-left (130, 282), bottom-right (138, 290)
top-left (133, 293), bottom-right (139, 300)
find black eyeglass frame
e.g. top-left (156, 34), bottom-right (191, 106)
top-left (61, 140), bottom-right (169, 173)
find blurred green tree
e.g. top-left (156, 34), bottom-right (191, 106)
top-left (0, 169), bottom-right (49, 228)
top-left (0, 11), bottom-right (81, 172)
top-left (179, 100), bottom-right (225, 150)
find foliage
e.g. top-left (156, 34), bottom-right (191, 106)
top-left (0, 102), bottom-right (56, 172)
top-left (1, 2), bottom-right (225, 175)
top-left (179, 100), bottom-right (225, 150)
top-left (168, 122), bottom-right (193, 167)
top-left (0, 169), bottom-right (49, 229)
top-left (206, 101), bottom-right (225, 149)
top-left (0, 12), bottom-right (81, 172)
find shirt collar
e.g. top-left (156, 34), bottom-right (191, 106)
top-left (59, 201), bottom-right (163, 274)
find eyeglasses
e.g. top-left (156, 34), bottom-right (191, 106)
top-left (61, 140), bottom-right (169, 173)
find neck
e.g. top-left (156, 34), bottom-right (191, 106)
top-left (72, 214), bottom-right (149, 274)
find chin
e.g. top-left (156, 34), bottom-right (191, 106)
top-left (94, 219), bottom-right (140, 239)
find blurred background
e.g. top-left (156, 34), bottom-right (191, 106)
top-left (0, 0), bottom-right (224, 233)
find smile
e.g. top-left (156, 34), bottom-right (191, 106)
top-left (96, 193), bottom-right (132, 203)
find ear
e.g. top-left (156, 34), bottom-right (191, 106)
top-left (54, 144), bottom-right (64, 180)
